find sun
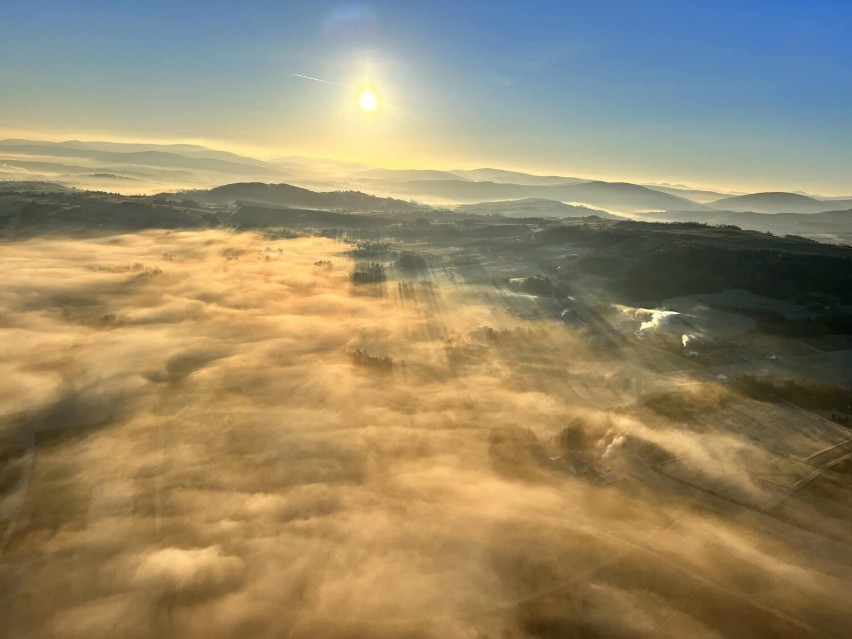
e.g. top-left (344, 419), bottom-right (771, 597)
top-left (358, 90), bottom-right (378, 112)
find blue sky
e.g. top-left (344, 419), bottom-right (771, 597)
top-left (1, 1), bottom-right (851, 192)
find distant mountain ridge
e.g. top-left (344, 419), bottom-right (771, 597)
top-left (0, 139), bottom-right (272, 168)
top-left (381, 178), bottom-right (708, 212)
top-left (4, 139), bottom-right (851, 215)
top-left (357, 168), bottom-right (472, 182)
top-left (641, 184), bottom-right (735, 203)
top-left (449, 168), bottom-right (587, 186)
top-left (0, 141), bottom-right (281, 177)
top-left (710, 192), bottom-right (852, 214)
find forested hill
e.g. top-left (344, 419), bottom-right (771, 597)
top-left (186, 182), bottom-right (425, 213)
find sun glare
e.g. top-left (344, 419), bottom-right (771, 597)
top-left (358, 90), bottom-right (378, 112)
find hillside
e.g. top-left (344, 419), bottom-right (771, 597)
top-left (539, 220), bottom-right (852, 302)
top-left (187, 182), bottom-right (425, 212)
top-left (647, 208), bottom-right (852, 244)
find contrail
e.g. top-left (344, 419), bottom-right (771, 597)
top-left (293, 73), bottom-right (350, 88)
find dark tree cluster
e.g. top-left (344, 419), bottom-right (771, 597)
top-left (557, 419), bottom-right (591, 452)
top-left (394, 251), bottom-right (427, 271)
top-left (350, 349), bottom-right (394, 371)
top-left (476, 326), bottom-right (546, 345)
top-left (642, 390), bottom-right (730, 423)
top-left (488, 426), bottom-right (546, 480)
top-left (349, 241), bottom-right (393, 257)
top-left (350, 263), bottom-right (386, 283)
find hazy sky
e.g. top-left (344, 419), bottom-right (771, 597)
top-left (2, 0), bottom-right (851, 193)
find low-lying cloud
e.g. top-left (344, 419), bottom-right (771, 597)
top-left (0, 230), bottom-right (849, 638)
